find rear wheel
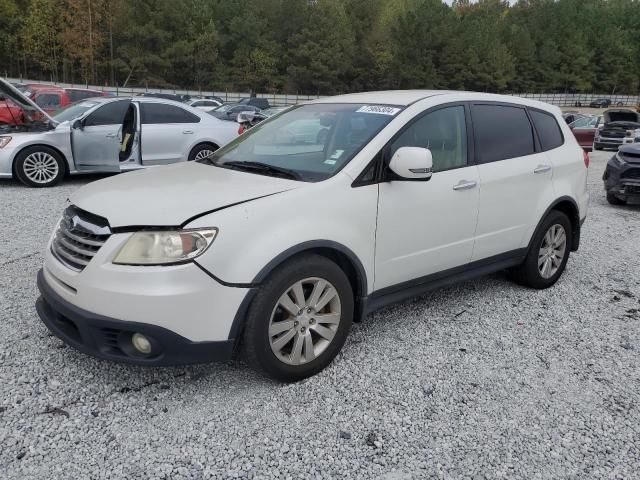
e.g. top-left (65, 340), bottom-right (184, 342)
top-left (606, 192), bottom-right (626, 205)
top-left (242, 254), bottom-right (354, 382)
top-left (511, 210), bottom-right (571, 289)
top-left (188, 143), bottom-right (218, 161)
top-left (14, 146), bottom-right (65, 188)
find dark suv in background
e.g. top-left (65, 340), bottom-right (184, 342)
top-left (603, 144), bottom-right (640, 205)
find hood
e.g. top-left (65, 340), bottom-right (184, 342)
top-left (604, 109), bottom-right (640, 124)
top-left (70, 161), bottom-right (300, 228)
top-left (618, 144), bottom-right (640, 164)
top-left (0, 78), bottom-right (56, 126)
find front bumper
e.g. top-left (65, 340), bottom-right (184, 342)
top-left (595, 136), bottom-right (638, 149)
top-left (603, 159), bottom-right (640, 201)
top-left (37, 269), bottom-right (235, 365)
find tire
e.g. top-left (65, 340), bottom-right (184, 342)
top-left (242, 254), bottom-right (354, 382)
top-left (14, 146), bottom-right (65, 188)
top-left (188, 143), bottom-right (218, 161)
top-left (511, 210), bottom-right (572, 289)
top-left (606, 192), bottom-right (626, 205)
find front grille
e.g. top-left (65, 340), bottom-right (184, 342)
top-left (622, 168), bottom-right (640, 180)
top-left (51, 206), bottom-right (111, 271)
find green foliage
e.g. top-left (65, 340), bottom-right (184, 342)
top-left (1, 0), bottom-right (639, 94)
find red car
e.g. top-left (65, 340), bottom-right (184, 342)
top-left (23, 84), bottom-right (108, 114)
top-left (569, 115), bottom-right (603, 150)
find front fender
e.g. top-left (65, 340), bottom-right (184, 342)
top-left (185, 174), bottom-right (378, 294)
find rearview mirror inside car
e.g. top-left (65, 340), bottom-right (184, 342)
top-left (389, 147), bottom-right (433, 180)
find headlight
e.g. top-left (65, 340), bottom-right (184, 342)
top-left (614, 152), bottom-right (626, 165)
top-left (113, 228), bottom-right (218, 265)
top-left (0, 137), bottom-right (12, 148)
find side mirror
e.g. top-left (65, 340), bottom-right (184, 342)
top-left (72, 118), bottom-right (84, 130)
top-left (389, 147), bottom-right (433, 180)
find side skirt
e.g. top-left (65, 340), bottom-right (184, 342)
top-left (362, 249), bottom-right (527, 316)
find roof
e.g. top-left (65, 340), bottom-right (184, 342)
top-left (306, 90), bottom-right (562, 115)
top-left (309, 90), bottom-right (447, 106)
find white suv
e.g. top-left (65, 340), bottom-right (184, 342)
top-left (36, 91), bottom-right (589, 381)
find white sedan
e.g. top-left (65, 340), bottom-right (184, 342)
top-left (0, 80), bottom-right (238, 187)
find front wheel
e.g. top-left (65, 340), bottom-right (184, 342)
top-left (242, 254), bottom-right (354, 382)
top-left (606, 192), bottom-right (626, 205)
top-left (14, 146), bottom-right (65, 187)
top-left (511, 210), bottom-right (572, 289)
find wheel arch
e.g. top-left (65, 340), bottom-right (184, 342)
top-left (227, 241), bottom-right (369, 340)
top-left (530, 196), bottom-right (581, 252)
top-left (12, 143), bottom-right (70, 177)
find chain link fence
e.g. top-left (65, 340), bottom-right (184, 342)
top-left (4, 77), bottom-right (639, 107)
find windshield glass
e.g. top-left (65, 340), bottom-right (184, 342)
top-left (200, 103), bottom-right (401, 182)
top-left (52, 101), bottom-right (100, 122)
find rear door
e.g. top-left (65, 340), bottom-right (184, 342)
top-left (571, 116), bottom-right (600, 148)
top-left (139, 102), bottom-right (201, 165)
top-left (72, 100), bottom-right (130, 170)
top-left (470, 103), bottom-right (556, 261)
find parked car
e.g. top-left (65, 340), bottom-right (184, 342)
top-left (261, 106), bottom-right (290, 117)
top-left (34, 90), bottom-right (588, 381)
top-left (593, 109), bottom-right (640, 150)
top-left (238, 96), bottom-right (270, 110)
top-left (569, 115), bottom-right (603, 150)
top-left (209, 103), bottom-right (261, 121)
top-left (186, 98), bottom-right (222, 112)
top-left (589, 98), bottom-right (612, 108)
top-left (0, 96), bottom-right (27, 125)
top-left (0, 79), bottom-right (238, 187)
top-left (603, 143), bottom-right (640, 205)
top-left (562, 111), bottom-right (586, 124)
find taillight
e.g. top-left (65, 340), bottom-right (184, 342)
top-left (238, 124), bottom-right (245, 135)
top-left (583, 150), bottom-right (590, 168)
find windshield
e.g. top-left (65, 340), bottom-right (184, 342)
top-left (52, 101), bottom-right (100, 122)
top-left (200, 103), bottom-right (401, 182)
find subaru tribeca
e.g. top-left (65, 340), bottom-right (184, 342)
top-left (36, 91), bottom-right (589, 382)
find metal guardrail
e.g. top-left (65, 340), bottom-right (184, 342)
top-left (4, 77), bottom-right (639, 107)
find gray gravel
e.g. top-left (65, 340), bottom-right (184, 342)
top-left (1, 153), bottom-right (639, 479)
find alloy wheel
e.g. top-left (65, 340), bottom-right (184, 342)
top-left (22, 152), bottom-right (59, 184)
top-left (193, 149), bottom-right (214, 161)
top-left (538, 224), bottom-right (567, 279)
top-left (268, 277), bottom-right (342, 366)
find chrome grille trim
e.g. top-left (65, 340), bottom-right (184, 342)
top-left (51, 206), bottom-right (111, 271)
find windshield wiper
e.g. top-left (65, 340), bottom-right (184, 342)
top-left (222, 161), bottom-right (300, 180)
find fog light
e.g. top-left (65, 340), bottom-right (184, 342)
top-left (132, 333), bottom-right (152, 354)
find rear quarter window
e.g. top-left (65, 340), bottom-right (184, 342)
top-left (472, 104), bottom-right (535, 163)
top-left (529, 109), bottom-right (564, 151)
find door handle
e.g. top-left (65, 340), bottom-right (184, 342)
top-left (534, 164), bottom-right (552, 174)
top-left (105, 133), bottom-right (118, 138)
top-left (182, 130), bottom-right (194, 134)
top-left (452, 180), bottom-right (477, 191)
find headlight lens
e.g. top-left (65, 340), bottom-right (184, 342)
top-left (113, 228), bottom-right (218, 265)
top-left (615, 152), bottom-right (626, 165)
top-left (0, 137), bottom-right (12, 148)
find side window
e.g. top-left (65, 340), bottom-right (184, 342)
top-left (140, 103), bottom-right (200, 124)
top-left (191, 101), bottom-right (204, 107)
top-left (67, 90), bottom-right (81, 102)
top-left (472, 104), bottom-right (534, 163)
top-left (389, 105), bottom-right (467, 173)
top-left (85, 100), bottom-right (130, 127)
top-left (529, 110), bottom-right (563, 151)
top-left (36, 93), bottom-right (61, 108)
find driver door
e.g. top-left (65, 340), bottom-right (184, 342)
top-left (72, 100), bottom-right (131, 171)
top-left (374, 104), bottom-right (480, 290)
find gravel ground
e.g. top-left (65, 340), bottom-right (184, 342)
top-left (1, 152), bottom-right (639, 479)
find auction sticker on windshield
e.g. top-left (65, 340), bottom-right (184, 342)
top-left (356, 105), bottom-right (401, 115)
